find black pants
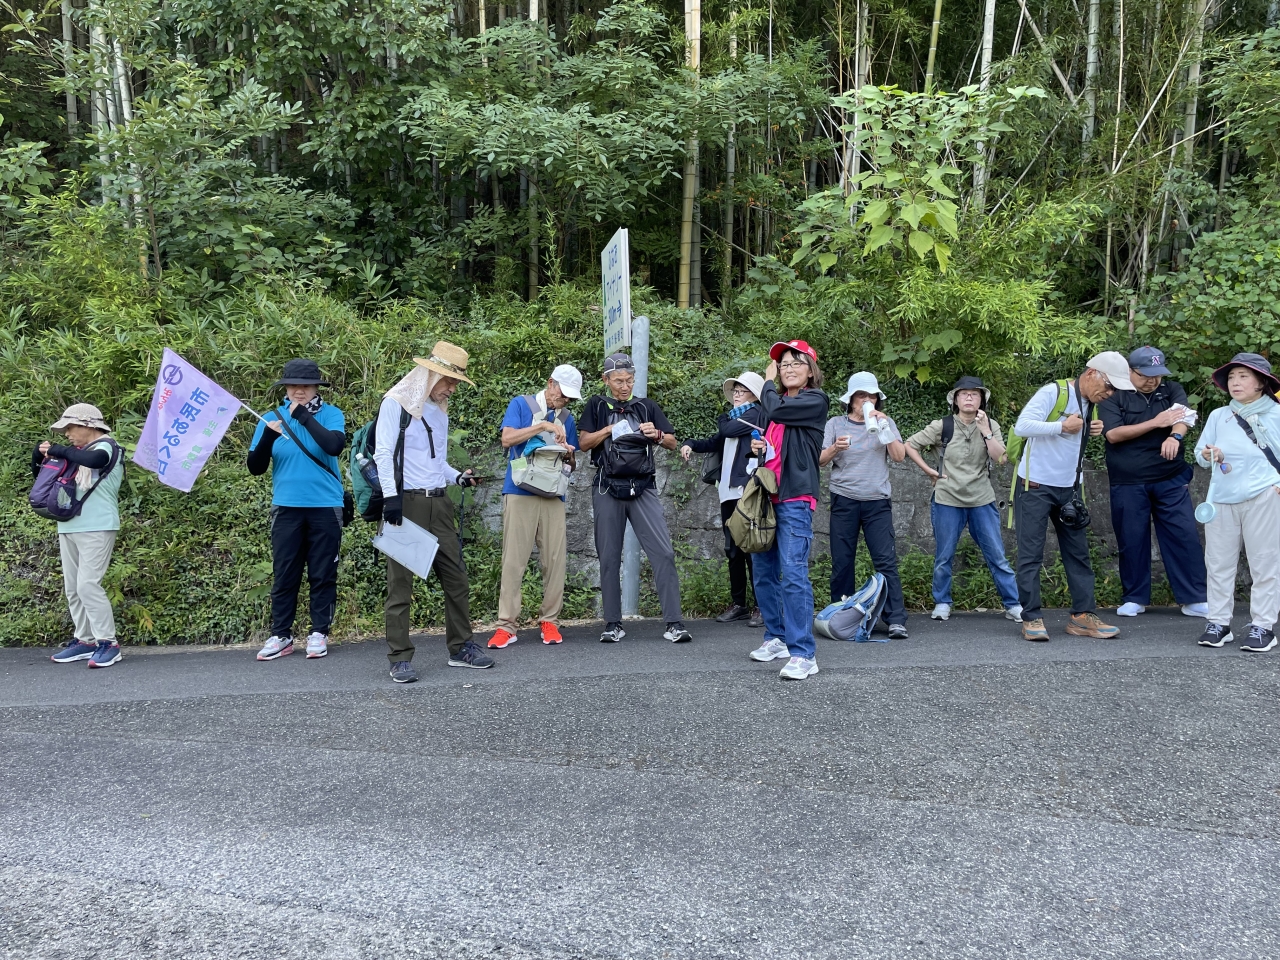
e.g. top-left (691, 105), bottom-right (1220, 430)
top-left (720, 499), bottom-right (754, 608)
top-left (829, 494), bottom-right (907, 625)
top-left (270, 505), bottom-right (343, 637)
top-left (1013, 483), bottom-right (1095, 620)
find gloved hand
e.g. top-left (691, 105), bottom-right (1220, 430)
top-left (456, 470), bottom-right (479, 489)
top-left (382, 494), bottom-right (403, 526)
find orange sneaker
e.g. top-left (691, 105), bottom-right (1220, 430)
top-left (540, 622), bottom-right (563, 645)
top-left (487, 629), bottom-right (517, 649)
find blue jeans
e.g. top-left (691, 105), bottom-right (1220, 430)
top-left (929, 500), bottom-right (1020, 608)
top-left (752, 501), bottom-right (816, 661)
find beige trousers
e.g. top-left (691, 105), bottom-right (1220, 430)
top-left (1205, 488), bottom-right (1280, 629)
top-left (59, 531), bottom-right (118, 642)
top-left (496, 493), bottom-right (567, 632)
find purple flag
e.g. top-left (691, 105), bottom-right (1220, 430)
top-left (133, 348), bottom-right (243, 492)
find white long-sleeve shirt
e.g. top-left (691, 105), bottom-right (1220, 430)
top-left (373, 395), bottom-right (459, 498)
top-left (1013, 381), bottom-right (1086, 487)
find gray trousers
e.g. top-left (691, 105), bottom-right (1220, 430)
top-left (59, 531), bottom-right (118, 642)
top-left (592, 484), bottom-right (682, 624)
top-left (1013, 483), bottom-right (1096, 620)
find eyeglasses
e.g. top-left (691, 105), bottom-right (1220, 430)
top-left (731, 386), bottom-right (752, 394)
top-left (1099, 375), bottom-right (1116, 393)
top-left (608, 375), bottom-right (635, 386)
top-left (778, 360), bottom-right (808, 370)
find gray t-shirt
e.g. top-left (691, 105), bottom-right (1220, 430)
top-left (823, 414), bottom-right (902, 501)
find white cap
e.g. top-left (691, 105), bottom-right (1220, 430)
top-left (839, 371), bottom-right (886, 405)
top-left (550, 364), bottom-right (583, 399)
top-left (1086, 351), bottom-right (1136, 391)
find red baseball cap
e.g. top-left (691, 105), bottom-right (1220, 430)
top-left (769, 340), bottom-right (818, 363)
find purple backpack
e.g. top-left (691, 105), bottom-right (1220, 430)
top-left (30, 441), bottom-right (121, 521)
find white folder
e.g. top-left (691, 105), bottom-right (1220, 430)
top-left (371, 517), bottom-right (440, 580)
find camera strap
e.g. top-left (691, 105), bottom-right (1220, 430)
top-left (1072, 381), bottom-right (1093, 495)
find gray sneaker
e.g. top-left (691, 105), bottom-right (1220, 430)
top-left (778, 656), bottom-right (819, 680)
top-left (390, 661), bottom-right (418, 683)
top-left (749, 637), bottom-right (789, 662)
top-left (256, 635), bottom-right (294, 661)
top-left (305, 632), bottom-right (329, 658)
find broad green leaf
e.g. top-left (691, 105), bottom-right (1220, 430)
top-left (863, 224), bottom-right (897, 255)
top-left (817, 252), bottom-right (838, 273)
top-left (900, 203), bottom-right (929, 230)
top-left (908, 229), bottom-right (935, 259)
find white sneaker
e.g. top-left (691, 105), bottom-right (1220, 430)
top-left (1181, 602), bottom-right (1210, 618)
top-left (749, 637), bottom-right (789, 662)
top-left (1004, 604), bottom-right (1024, 622)
top-left (779, 656), bottom-right (819, 680)
top-left (305, 632), bottom-right (329, 658)
top-left (256, 635), bottom-right (293, 661)
top-left (930, 603), bottom-right (951, 621)
top-left (1116, 602), bottom-right (1146, 617)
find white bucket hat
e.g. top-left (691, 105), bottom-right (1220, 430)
top-left (722, 371), bottom-right (766, 403)
top-left (550, 363), bottom-right (583, 399)
top-left (51, 403), bottom-right (111, 434)
top-left (839, 372), bottom-right (886, 405)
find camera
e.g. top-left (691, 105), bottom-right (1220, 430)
top-left (1058, 495), bottom-right (1091, 531)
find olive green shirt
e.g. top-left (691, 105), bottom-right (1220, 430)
top-left (907, 415), bottom-right (1003, 509)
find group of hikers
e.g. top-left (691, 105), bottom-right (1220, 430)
top-left (34, 338), bottom-right (1280, 679)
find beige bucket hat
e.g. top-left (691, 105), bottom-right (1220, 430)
top-left (723, 371), bottom-right (766, 403)
top-left (51, 403), bottom-right (111, 434)
top-left (413, 340), bottom-right (475, 386)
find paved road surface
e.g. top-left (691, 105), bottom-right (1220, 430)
top-left (2, 608), bottom-right (1277, 959)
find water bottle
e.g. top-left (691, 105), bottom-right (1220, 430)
top-left (862, 401), bottom-right (880, 435)
top-left (355, 452), bottom-right (381, 488)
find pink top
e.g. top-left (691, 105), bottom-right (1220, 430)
top-left (764, 421), bottom-right (817, 511)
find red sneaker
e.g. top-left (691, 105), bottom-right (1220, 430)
top-left (540, 622), bottom-right (563, 645)
top-left (487, 629), bottom-right (517, 649)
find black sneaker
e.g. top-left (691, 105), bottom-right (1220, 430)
top-left (1197, 623), bottom-right (1234, 648)
top-left (448, 640), bottom-right (496, 669)
top-left (664, 622), bottom-right (693, 643)
top-left (715, 604), bottom-right (750, 623)
top-left (390, 661), bottom-right (418, 683)
top-left (887, 624), bottom-right (909, 640)
top-left (599, 623), bottom-right (626, 643)
top-left (1240, 623), bottom-right (1277, 653)
top-left (748, 608), bottom-right (764, 628)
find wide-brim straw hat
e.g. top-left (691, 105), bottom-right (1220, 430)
top-left (414, 340), bottom-right (475, 386)
top-left (723, 371), bottom-right (766, 403)
top-left (1212, 352), bottom-right (1280, 396)
top-left (51, 403), bottom-right (111, 434)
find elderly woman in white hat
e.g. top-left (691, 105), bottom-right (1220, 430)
top-left (680, 372), bottom-right (769, 625)
top-left (36, 404), bottom-right (126, 668)
top-left (819, 371), bottom-right (909, 638)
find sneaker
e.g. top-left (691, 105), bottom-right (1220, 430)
top-left (779, 656), bottom-right (819, 680)
top-left (749, 637), bottom-right (789, 662)
top-left (1116, 602), bottom-right (1146, 617)
top-left (448, 640), bottom-right (496, 669)
top-left (389, 661), bottom-right (418, 683)
top-left (51, 640), bottom-right (96, 663)
top-left (930, 603), bottom-right (951, 621)
top-left (1240, 624), bottom-right (1278, 653)
top-left (716, 604), bottom-right (750, 623)
top-left (664, 622), bottom-right (693, 643)
top-left (1197, 623), bottom-right (1233, 648)
top-left (887, 624), bottom-right (908, 640)
top-left (1065, 612), bottom-right (1120, 639)
top-left (1005, 604), bottom-right (1024, 622)
top-left (305, 632), bottom-right (329, 658)
top-left (1022, 618), bottom-right (1049, 641)
top-left (87, 641), bottom-right (122, 668)
top-left (1181, 602), bottom-right (1210, 618)
top-left (599, 623), bottom-right (626, 643)
top-left (540, 622), bottom-right (563, 645)
top-left (256, 635), bottom-right (294, 661)
top-left (748, 608), bottom-right (764, 628)
top-left (487, 628), bottom-right (517, 649)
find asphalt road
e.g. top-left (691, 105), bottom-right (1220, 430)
top-left (2, 608), bottom-right (1277, 959)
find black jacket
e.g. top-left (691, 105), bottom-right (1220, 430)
top-left (30, 442), bottom-right (111, 478)
top-left (688, 405), bottom-right (768, 489)
top-left (758, 381), bottom-right (830, 502)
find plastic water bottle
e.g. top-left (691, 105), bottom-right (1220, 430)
top-left (862, 401), bottom-right (880, 435)
top-left (355, 452), bottom-right (381, 488)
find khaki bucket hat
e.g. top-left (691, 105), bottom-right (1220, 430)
top-left (50, 403), bottom-right (111, 434)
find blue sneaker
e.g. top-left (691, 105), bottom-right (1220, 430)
top-left (447, 641), bottom-right (495, 669)
top-left (51, 640), bottom-right (96, 663)
top-left (88, 641), bottom-right (122, 668)
top-left (390, 661), bottom-right (418, 683)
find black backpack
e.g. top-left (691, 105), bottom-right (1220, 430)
top-left (597, 398), bottom-right (657, 499)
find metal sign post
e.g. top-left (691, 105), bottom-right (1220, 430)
top-left (620, 315), bottom-right (649, 619)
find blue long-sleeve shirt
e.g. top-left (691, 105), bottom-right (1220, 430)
top-left (1194, 404), bottom-right (1280, 503)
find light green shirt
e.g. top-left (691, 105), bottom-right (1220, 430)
top-left (907, 415), bottom-right (1004, 508)
top-left (57, 439), bottom-right (123, 534)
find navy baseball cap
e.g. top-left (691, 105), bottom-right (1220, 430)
top-left (1127, 346), bottom-right (1172, 377)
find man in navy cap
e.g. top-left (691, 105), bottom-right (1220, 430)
top-left (1098, 346), bottom-right (1208, 619)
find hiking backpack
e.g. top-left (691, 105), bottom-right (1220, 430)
top-left (813, 573), bottom-right (889, 642)
top-left (29, 439), bottom-right (121, 521)
top-left (601, 399), bottom-right (656, 478)
top-left (509, 395), bottom-right (571, 498)
top-left (1005, 379), bottom-right (1074, 527)
top-left (350, 408), bottom-right (411, 522)
top-left (726, 467), bottom-right (779, 553)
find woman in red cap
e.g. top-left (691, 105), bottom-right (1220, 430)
top-left (747, 341), bottom-right (830, 680)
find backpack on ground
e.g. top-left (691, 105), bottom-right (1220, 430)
top-left (1005, 379), bottom-right (1071, 528)
top-left (511, 395), bottom-right (571, 498)
top-left (30, 439), bottom-right (121, 521)
top-left (813, 573), bottom-right (888, 642)
top-left (350, 408), bottom-right (411, 522)
top-left (726, 467), bottom-right (779, 553)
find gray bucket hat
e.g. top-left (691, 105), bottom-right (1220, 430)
top-left (50, 403), bottom-right (111, 434)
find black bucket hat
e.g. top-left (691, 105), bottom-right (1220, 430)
top-left (1211, 352), bottom-right (1280, 397)
top-left (271, 358), bottom-right (331, 388)
top-left (947, 376), bottom-right (990, 412)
